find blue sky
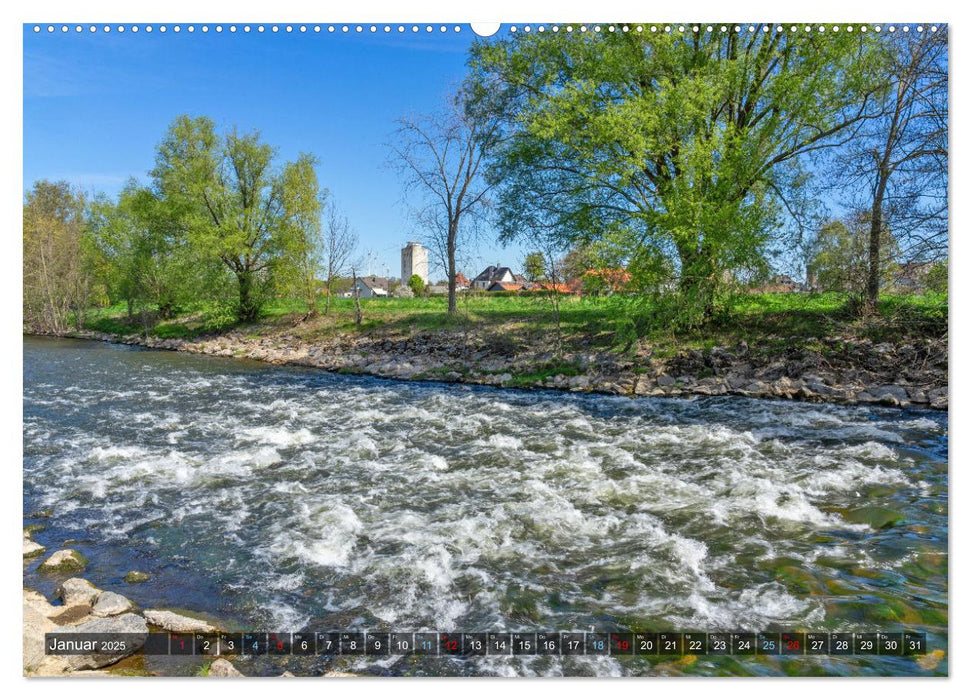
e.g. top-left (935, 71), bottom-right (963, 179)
top-left (23, 24), bottom-right (520, 280)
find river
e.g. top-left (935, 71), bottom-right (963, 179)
top-left (23, 336), bottom-right (948, 676)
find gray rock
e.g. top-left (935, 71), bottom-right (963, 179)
top-left (656, 374), bottom-right (675, 387)
top-left (23, 538), bottom-right (46, 559)
top-left (23, 590), bottom-right (65, 675)
top-left (144, 609), bottom-right (216, 633)
top-left (38, 549), bottom-right (88, 573)
top-left (867, 384), bottom-right (910, 405)
top-left (92, 591), bottom-right (134, 617)
top-left (907, 387), bottom-right (928, 403)
top-left (56, 578), bottom-right (101, 607)
top-left (209, 658), bottom-right (245, 677)
top-left (123, 570), bottom-right (150, 584)
top-left (56, 613), bottom-right (148, 671)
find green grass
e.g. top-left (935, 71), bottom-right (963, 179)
top-left (78, 291), bottom-right (947, 355)
top-left (505, 361), bottom-right (583, 388)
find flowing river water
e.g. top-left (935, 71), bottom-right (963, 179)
top-left (23, 337), bottom-right (948, 676)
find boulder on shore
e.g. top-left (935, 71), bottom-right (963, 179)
top-left (209, 658), bottom-right (245, 677)
top-left (144, 609), bottom-right (216, 633)
top-left (23, 590), bottom-right (63, 674)
top-left (23, 538), bottom-right (46, 559)
top-left (37, 549), bottom-right (88, 573)
top-left (57, 613), bottom-right (149, 671)
top-left (56, 578), bottom-right (101, 607)
top-left (92, 590), bottom-right (135, 617)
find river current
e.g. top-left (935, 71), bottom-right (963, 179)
top-left (23, 337), bottom-right (948, 676)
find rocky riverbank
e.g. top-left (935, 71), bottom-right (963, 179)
top-left (22, 525), bottom-right (351, 678)
top-left (63, 325), bottom-right (948, 410)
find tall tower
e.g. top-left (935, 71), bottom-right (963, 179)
top-left (401, 242), bottom-right (429, 284)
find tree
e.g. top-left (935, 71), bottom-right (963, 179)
top-left (833, 27), bottom-right (947, 311)
top-left (810, 214), bottom-right (898, 301)
top-left (407, 274), bottom-right (425, 297)
top-left (321, 203), bottom-right (359, 314)
top-left (521, 235), bottom-right (567, 354)
top-left (23, 181), bottom-right (93, 333)
top-left (467, 26), bottom-right (881, 322)
top-left (88, 181), bottom-right (197, 325)
top-left (151, 115), bottom-right (323, 322)
top-left (523, 252), bottom-right (546, 283)
top-left (390, 91), bottom-right (496, 316)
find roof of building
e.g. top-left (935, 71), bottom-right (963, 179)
top-left (527, 282), bottom-right (576, 293)
top-left (487, 282), bottom-right (525, 292)
top-left (474, 265), bottom-right (515, 283)
top-left (357, 276), bottom-right (390, 291)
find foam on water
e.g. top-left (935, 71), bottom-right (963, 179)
top-left (22, 339), bottom-right (948, 677)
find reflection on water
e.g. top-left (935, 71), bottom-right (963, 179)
top-left (23, 337), bottom-right (947, 676)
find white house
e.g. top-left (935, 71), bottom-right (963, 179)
top-left (471, 265), bottom-right (517, 290)
top-left (352, 276), bottom-right (390, 298)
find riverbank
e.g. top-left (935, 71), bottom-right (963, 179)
top-left (23, 525), bottom-right (353, 678)
top-left (58, 319), bottom-right (948, 410)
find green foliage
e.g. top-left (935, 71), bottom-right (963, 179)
top-left (924, 260), bottom-right (948, 294)
top-left (23, 180), bottom-right (96, 333)
top-left (523, 252), bottom-right (546, 282)
top-left (810, 214), bottom-right (898, 301)
top-left (467, 27), bottom-right (880, 324)
top-left (407, 274), bottom-right (426, 296)
top-left (151, 115), bottom-right (323, 323)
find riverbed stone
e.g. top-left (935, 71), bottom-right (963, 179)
top-left (92, 591), bottom-right (135, 617)
top-left (38, 549), bottom-right (88, 573)
top-left (209, 658), bottom-right (245, 677)
top-left (123, 570), bottom-right (151, 584)
top-left (57, 613), bottom-right (149, 671)
top-left (23, 538), bottom-right (46, 559)
top-left (842, 506), bottom-right (906, 530)
top-left (144, 609), bottom-right (217, 633)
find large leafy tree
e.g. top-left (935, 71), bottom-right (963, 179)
top-left (151, 115), bottom-right (323, 322)
top-left (468, 25), bottom-right (880, 320)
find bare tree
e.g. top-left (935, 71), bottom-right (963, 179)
top-left (23, 181), bottom-right (92, 334)
top-left (350, 268), bottom-right (363, 325)
top-left (322, 203), bottom-right (359, 314)
top-left (390, 90), bottom-right (496, 316)
top-left (837, 28), bottom-right (948, 311)
top-left (523, 240), bottom-right (567, 356)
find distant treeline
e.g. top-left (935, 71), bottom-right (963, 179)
top-left (24, 26), bottom-right (948, 335)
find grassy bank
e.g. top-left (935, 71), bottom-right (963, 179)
top-left (81, 291), bottom-right (948, 356)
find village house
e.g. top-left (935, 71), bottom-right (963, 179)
top-left (351, 275), bottom-right (390, 298)
top-left (472, 265), bottom-right (523, 290)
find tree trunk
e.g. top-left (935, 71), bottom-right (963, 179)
top-left (324, 279), bottom-right (332, 315)
top-left (866, 174), bottom-right (889, 314)
top-left (676, 241), bottom-right (717, 321)
top-left (237, 270), bottom-right (258, 322)
top-left (352, 270), bottom-right (362, 325)
top-left (446, 221), bottom-right (458, 316)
